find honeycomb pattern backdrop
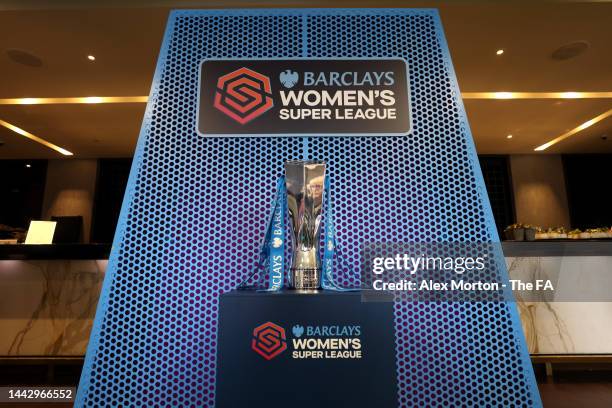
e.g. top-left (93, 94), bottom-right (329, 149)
top-left (77, 9), bottom-right (541, 407)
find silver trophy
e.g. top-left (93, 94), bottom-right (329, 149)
top-left (285, 160), bottom-right (326, 290)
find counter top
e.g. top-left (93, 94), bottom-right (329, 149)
top-left (502, 240), bottom-right (612, 257)
top-left (1, 242), bottom-right (608, 261)
top-left (0, 244), bottom-right (111, 260)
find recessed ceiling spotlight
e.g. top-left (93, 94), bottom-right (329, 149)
top-left (87, 55), bottom-right (96, 61)
top-left (496, 49), bottom-right (504, 55)
top-left (551, 41), bottom-right (589, 61)
top-left (506, 134), bottom-right (513, 139)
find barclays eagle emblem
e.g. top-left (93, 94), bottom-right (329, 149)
top-left (279, 69), bottom-right (299, 88)
top-left (292, 325), bottom-right (304, 338)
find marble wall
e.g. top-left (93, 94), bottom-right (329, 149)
top-left (0, 259), bottom-right (105, 356)
top-left (507, 256), bottom-right (612, 354)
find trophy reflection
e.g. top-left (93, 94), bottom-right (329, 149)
top-left (285, 161), bottom-right (325, 290)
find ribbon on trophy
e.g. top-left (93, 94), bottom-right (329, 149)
top-left (243, 177), bottom-right (285, 292)
top-left (320, 175), bottom-right (355, 291)
top-left (266, 177), bottom-right (286, 291)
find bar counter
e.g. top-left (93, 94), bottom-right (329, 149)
top-left (0, 244), bottom-right (111, 260)
top-left (0, 241), bottom-right (610, 357)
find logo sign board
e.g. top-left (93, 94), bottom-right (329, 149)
top-left (197, 59), bottom-right (411, 136)
top-left (250, 322), bottom-right (364, 361)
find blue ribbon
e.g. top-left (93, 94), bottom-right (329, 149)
top-left (321, 175), bottom-right (335, 289)
top-left (267, 177), bottom-right (285, 291)
top-left (321, 175), bottom-right (355, 291)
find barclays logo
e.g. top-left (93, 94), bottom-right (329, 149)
top-left (280, 69), bottom-right (299, 88)
top-left (292, 324), bottom-right (304, 338)
top-left (272, 237), bottom-right (283, 248)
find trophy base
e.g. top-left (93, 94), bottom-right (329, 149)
top-left (216, 289), bottom-right (397, 408)
top-left (290, 268), bottom-right (321, 290)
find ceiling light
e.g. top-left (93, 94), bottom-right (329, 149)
top-left (493, 92), bottom-right (513, 99)
top-left (83, 97), bottom-right (103, 104)
top-left (26, 164), bottom-right (31, 168)
top-left (462, 92), bottom-right (612, 100)
top-left (534, 108), bottom-right (612, 151)
top-left (87, 55), bottom-right (96, 61)
top-left (0, 119), bottom-right (73, 156)
top-left (496, 49), bottom-right (504, 55)
top-left (0, 93), bottom-right (611, 105)
top-left (560, 92), bottom-right (580, 99)
top-left (0, 96), bottom-right (148, 105)
top-left (506, 134), bottom-right (513, 139)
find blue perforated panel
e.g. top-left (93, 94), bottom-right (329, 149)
top-left (78, 9), bottom-right (540, 407)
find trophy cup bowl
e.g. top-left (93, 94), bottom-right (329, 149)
top-left (285, 160), bottom-right (326, 290)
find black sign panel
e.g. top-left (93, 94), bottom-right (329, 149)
top-left (198, 59), bottom-right (411, 136)
top-left (215, 290), bottom-right (398, 408)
